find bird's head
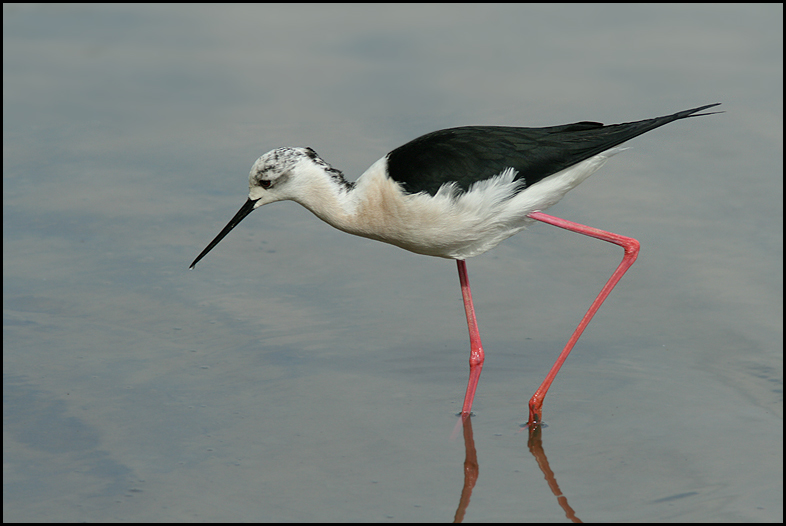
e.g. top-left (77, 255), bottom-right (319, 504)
top-left (189, 146), bottom-right (343, 269)
top-left (248, 146), bottom-right (339, 207)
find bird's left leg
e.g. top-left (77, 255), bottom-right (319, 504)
top-left (525, 211), bottom-right (640, 426)
top-left (457, 259), bottom-right (484, 416)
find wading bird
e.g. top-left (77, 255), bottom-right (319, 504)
top-left (190, 103), bottom-right (720, 425)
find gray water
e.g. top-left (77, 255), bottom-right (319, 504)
top-left (4, 4), bottom-right (782, 521)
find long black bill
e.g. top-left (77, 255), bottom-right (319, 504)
top-left (189, 198), bottom-right (258, 269)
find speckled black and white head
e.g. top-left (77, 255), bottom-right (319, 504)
top-left (248, 147), bottom-right (353, 207)
top-left (188, 146), bottom-right (353, 269)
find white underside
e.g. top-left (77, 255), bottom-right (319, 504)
top-left (299, 149), bottom-right (625, 259)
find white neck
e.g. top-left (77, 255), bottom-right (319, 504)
top-left (289, 160), bottom-right (369, 232)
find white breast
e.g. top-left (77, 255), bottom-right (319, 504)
top-left (305, 150), bottom-right (623, 259)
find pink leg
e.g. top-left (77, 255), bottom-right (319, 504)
top-left (526, 211), bottom-right (640, 426)
top-left (457, 259), bottom-right (484, 416)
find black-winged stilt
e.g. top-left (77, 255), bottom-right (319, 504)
top-left (190, 103), bottom-right (720, 425)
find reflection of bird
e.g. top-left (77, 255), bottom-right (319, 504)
top-left (191, 103), bottom-right (720, 425)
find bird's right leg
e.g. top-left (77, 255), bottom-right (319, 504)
top-left (525, 211), bottom-right (640, 426)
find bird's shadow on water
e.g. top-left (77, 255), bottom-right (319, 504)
top-left (451, 415), bottom-right (582, 523)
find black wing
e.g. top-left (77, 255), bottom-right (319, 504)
top-left (385, 103), bottom-right (720, 196)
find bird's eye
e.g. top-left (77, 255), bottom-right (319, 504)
top-left (260, 180), bottom-right (272, 189)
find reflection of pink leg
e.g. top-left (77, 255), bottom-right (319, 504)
top-left (457, 259), bottom-right (484, 415)
top-left (526, 211), bottom-right (640, 426)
